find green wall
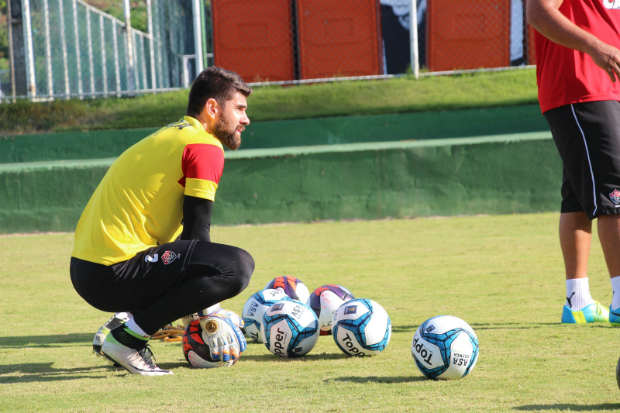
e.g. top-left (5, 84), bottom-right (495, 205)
top-left (242, 104), bottom-right (547, 149)
top-left (0, 105), bottom-right (547, 163)
top-left (0, 132), bottom-right (561, 234)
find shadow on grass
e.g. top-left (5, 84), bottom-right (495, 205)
top-left (392, 323), bottom-right (566, 333)
top-left (326, 375), bottom-right (427, 384)
top-left (391, 322), bottom-right (587, 333)
top-left (0, 334), bottom-right (92, 349)
top-left (156, 361), bottom-right (193, 370)
top-left (514, 404), bottom-right (620, 411)
top-left (241, 352), bottom-right (351, 362)
top-left (0, 362), bottom-right (111, 383)
top-left (469, 322), bottom-right (559, 330)
top-left (392, 325), bottom-right (418, 333)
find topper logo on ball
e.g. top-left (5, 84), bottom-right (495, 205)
top-left (273, 327), bottom-right (288, 357)
top-left (412, 336), bottom-right (434, 365)
top-left (341, 332), bottom-right (366, 356)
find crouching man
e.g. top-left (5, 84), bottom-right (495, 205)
top-left (70, 67), bottom-right (254, 375)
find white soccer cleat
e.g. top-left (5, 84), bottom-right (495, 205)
top-left (93, 312), bottom-right (132, 356)
top-left (101, 334), bottom-right (172, 376)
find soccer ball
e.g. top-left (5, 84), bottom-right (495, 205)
top-left (264, 276), bottom-right (310, 303)
top-left (332, 298), bottom-right (391, 356)
top-left (411, 315), bottom-right (479, 380)
top-left (182, 319), bottom-right (237, 368)
top-left (261, 300), bottom-right (319, 358)
top-left (242, 289), bottom-right (290, 342)
top-left (307, 284), bottom-right (355, 335)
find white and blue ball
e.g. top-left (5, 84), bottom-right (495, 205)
top-left (261, 300), bottom-right (319, 358)
top-left (412, 315), bottom-right (479, 380)
top-left (332, 298), bottom-right (391, 356)
top-left (242, 289), bottom-right (290, 343)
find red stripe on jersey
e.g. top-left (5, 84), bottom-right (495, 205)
top-left (180, 143), bottom-right (224, 187)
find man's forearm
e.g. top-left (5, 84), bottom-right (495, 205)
top-left (526, 0), bottom-right (599, 55)
top-left (527, 0), bottom-right (620, 81)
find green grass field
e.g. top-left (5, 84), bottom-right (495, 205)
top-left (1, 212), bottom-right (619, 412)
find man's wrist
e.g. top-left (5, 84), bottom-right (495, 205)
top-left (583, 36), bottom-right (602, 58)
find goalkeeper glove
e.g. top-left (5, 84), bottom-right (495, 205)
top-left (199, 315), bottom-right (247, 365)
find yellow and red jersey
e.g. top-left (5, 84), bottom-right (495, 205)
top-left (72, 116), bottom-right (224, 265)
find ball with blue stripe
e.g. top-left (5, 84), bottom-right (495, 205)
top-left (411, 315), bottom-right (479, 380)
top-left (332, 298), bottom-right (391, 356)
top-left (242, 289), bottom-right (290, 343)
top-left (261, 300), bottom-right (319, 358)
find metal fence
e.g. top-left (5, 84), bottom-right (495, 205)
top-left (212, 0), bottom-right (534, 86)
top-left (3, 0), bottom-right (199, 100)
top-left (1, 0), bottom-right (535, 100)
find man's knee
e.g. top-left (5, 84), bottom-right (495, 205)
top-left (188, 242), bottom-right (255, 295)
top-left (231, 248), bottom-right (254, 294)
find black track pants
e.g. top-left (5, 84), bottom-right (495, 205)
top-left (70, 240), bottom-right (254, 335)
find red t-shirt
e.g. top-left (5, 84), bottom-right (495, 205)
top-left (535, 0), bottom-right (620, 113)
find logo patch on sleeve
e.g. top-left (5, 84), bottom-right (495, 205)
top-left (161, 251), bottom-right (178, 265)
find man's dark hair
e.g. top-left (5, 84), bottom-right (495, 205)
top-left (186, 67), bottom-right (253, 117)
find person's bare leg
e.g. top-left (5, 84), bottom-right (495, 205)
top-left (560, 212), bottom-right (597, 316)
top-left (597, 215), bottom-right (620, 277)
top-left (560, 212), bottom-right (592, 281)
top-left (597, 215), bottom-right (620, 317)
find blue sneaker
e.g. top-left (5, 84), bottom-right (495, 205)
top-left (561, 301), bottom-right (609, 323)
top-left (610, 306), bottom-right (620, 325)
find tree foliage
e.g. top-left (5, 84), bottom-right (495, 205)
top-left (0, 0), bottom-right (8, 60)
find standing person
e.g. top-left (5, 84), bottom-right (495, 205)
top-left (527, 0), bottom-right (620, 323)
top-left (70, 67), bottom-right (254, 375)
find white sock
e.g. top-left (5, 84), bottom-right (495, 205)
top-left (115, 312), bottom-right (132, 322)
top-left (566, 278), bottom-right (595, 310)
top-left (611, 276), bottom-right (620, 310)
top-left (125, 318), bottom-right (150, 338)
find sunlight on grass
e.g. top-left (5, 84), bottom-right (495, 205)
top-left (1, 213), bottom-right (619, 411)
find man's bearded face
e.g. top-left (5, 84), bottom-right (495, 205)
top-left (213, 109), bottom-right (243, 150)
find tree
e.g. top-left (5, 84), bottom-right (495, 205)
top-left (0, 0), bottom-right (8, 65)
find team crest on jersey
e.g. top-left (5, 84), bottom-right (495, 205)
top-left (161, 251), bottom-right (178, 265)
top-left (610, 189), bottom-right (620, 205)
